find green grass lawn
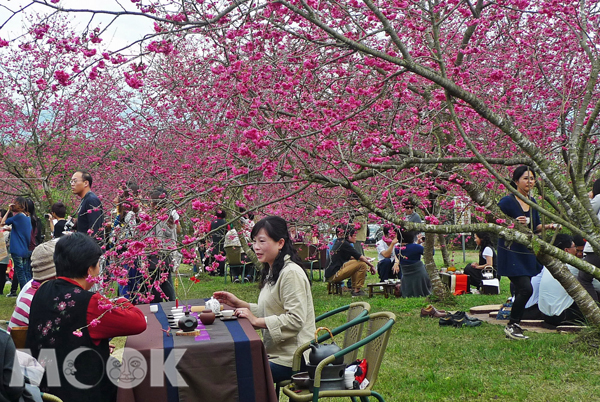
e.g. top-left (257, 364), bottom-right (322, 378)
top-left (2, 247), bottom-right (598, 401)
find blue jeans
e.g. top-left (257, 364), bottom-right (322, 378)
top-left (12, 255), bottom-right (32, 289)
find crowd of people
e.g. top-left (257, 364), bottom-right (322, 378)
top-left (2, 163), bottom-right (600, 402)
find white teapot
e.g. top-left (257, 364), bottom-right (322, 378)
top-left (205, 297), bottom-right (221, 314)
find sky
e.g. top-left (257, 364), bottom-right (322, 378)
top-left (0, 0), bottom-right (154, 51)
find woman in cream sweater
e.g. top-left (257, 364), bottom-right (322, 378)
top-left (214, 216), bottom-right (315, 383)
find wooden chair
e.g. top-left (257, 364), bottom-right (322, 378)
top-left (283, 312), bottom-right (396, 402)
top-left (10, 326), bottom-right (28, 349)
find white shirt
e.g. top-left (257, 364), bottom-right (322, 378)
top-left (583, 194), bottom-right (600, 253)
top-left (376, 239), bottom-right (395, 262)
top-left (538, 267), bottom-right (574, 316)
top-left (224, 228), bottom-right (241, 247)
top-left (482, 246), bottom-right (493, 259)
top-left (525, 271), bottom-right (543, 309)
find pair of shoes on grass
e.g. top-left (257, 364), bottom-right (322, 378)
top-left (439, 311), bottom-right (482, 328)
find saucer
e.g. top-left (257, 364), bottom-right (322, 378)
top-left (220, 316), bottom-right (238, 321)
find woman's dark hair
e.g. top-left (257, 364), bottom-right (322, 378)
top-left (51, 202), bottom-right (67, 218)
top-left (396, 227), bottom-right (416, 244)
top-left (215, 209), bottom-right (226, 219)
top-left (251, 216), bottom-right (306, 289)
top-left (510, 165), bottom-right (535, 188)
top-left (54, 232), bottom-right (102, 278)
top-left (382, 224), bottom-right (393, 237)
top-left (12, 197), bottom-right (26, 213)
top-left (25, 198), bottom-right (43, 247)
top-left (474, 232), bottom-right (494, 251)
top-left (592, 178), bottom-right (600, 197)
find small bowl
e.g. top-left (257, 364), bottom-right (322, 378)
top-left (291, 372), bottom-right (311, 389)
top-left (222, 310), bottom-right (234, 318)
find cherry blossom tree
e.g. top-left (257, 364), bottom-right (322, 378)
top-left (3, 1), bottom-right (600, 322)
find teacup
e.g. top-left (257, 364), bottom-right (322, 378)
top-left (222, 310), bottom-right (234, 318)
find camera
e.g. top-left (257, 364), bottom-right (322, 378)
top-left (64, 217), bottom-right (75, 232)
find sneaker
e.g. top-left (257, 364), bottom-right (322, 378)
top-left (6, 292), bottom-right (17, 298)
top-left (233, 276), bottom-right (240, 284)
top-left (505, 323), bottom-right (529, 340)
top-left (351, 290), bottom-right (367, 297)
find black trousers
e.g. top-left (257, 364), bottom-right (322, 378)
top-left (580, 253), bottom-right (600, 302)
top-left (507, 276), bottom-right (533, 325)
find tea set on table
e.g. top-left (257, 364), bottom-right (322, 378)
top-left (161, 297), bottom-right (237, 336)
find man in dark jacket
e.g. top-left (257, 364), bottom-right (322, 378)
top-left (325, 228), bottom-right (375, 297)
top-left (70, 170), bottom-right (104, 241)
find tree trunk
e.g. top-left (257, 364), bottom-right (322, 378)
top-left (423, 234), bottom-right (447, 299)
top-left (437, 234), bottom-right (452, 267)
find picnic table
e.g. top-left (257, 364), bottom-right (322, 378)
top-left (116, 300), bottom-right (277, 402)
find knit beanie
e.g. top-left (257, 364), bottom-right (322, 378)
top-left (31, 240), bottom-right (57, 281)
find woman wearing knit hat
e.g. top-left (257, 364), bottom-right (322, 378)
top-left (8, 240), bottom-right (58, 331)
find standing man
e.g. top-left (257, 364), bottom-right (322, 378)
top-left (70, 170), bottom-right (104, 241)
top-left (403, 199), bottom-right (422, 223)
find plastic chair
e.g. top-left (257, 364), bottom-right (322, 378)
top-left (283, 312), bottom-right (396, 402)
top-left (315, 302), bottom-right (371, 364)
top-left (223, 246), bottom-right (252, 284)
top-left (276, 303), bottom-right (371, 399)
top-left (10, 326), bottom-right (28, 349)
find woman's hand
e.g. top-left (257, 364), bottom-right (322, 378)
top-left (234, 307), bottom-right (265, 328)
top-left (545, 224), bottom-right (560, 230)
top-left (392, 264), bottom-right (399, 274)
top-left (213, 291), bottom-right (247, 309)
top-left (516, 216), bottom-right (528, 225)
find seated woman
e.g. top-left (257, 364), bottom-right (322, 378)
top-left (376, 225), bottom-right (398, 281)
top-left (26, 233), bottom-right (147, 402)
top-left (214, 216), bottom-right (316, 384)
top-left (464, 232), bottom-right (497, 291)
top-left (393, 229), bottom-right (431, 298)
